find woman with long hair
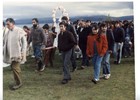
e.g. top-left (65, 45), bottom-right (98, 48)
top-left (86, 23), bottom-right (108, 84)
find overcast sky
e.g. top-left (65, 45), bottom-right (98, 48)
top-left (3, 2), bottom-right (133, 19)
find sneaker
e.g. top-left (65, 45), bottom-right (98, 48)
top-left (81, 66), bottom-right (85, 69)
top-left (100, 74), bottom-right (106, 79)
top-left (105, 74), bottom-right (111, 80)
top-left (31, 55), bottom-right (35, 58)
top-left (9, 83), bottom-right (22, 90)
top-left (39, 65), bottom-right (45, 72)
top-left (116, 61), bottom-right (120, 64)
top-left (61, 79), bottom-right (68, 84)
top-left (91, 79), bottom-right (99, 84)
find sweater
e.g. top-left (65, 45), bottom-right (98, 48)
top-left (58, 31), bottom-right (77, 52)
top-left (86, 33), bottom-right (108, 57)
top-left (106, 29), bottom-right (115, 51)
top-left (3, 26), bottom-right (26, 64)
top-left (28, 26), bottom-right (45, 46)
top-left (113, 27), bottom-right (125, 43)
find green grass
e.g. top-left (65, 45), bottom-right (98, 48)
top-left (3, 53), bottom-right (135, 100)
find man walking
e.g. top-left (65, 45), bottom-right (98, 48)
top-left (28, 18), bottom-right (45, 71)
top-left (113, 21), bottom-right (125, 64)
top-left (3, 18), bottom-right (26, 90)
top-left (61, 16), bottom-right (78, 72)
top-left (58, 22), bottom-right (77, 84)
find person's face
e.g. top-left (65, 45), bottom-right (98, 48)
top-left (115, 23), bottom-right (119, 27)
top-left (43, 29), bottom-right (48, 33)
top-left (23, 28), bottom-right (28, 33)
top-left (119, 22), bottom-right (124, 27)
top-left (86, 22), bottom-right (91, 26)
top-left (59, 24), bottom-right (66, 32)
top-left (92, 27), bottom-right (98, 34)
top-left (101, 26), bottom-right (107, 33)
top-left (81, 22), bottom-right (86, 27)
top-left (6, 21), bottom-right (14, 30)
top-left (32, 20), bottom-right (38, 26)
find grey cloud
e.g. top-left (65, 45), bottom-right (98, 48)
top-left (3, 2), bottom-right (133, 19)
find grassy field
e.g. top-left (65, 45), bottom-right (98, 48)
top-left (3, 53), bottom-right (135, 100)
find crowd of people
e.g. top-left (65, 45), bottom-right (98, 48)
top-left (3, 16), bottom-right (134, 90)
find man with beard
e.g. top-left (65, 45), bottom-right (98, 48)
top-left (28, 18), bottom-right (45, 72)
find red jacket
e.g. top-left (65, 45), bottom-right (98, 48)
top-left (86, 33), bottom-right (108, 57)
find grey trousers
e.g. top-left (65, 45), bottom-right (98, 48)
top-left (62, 49), bottom-right (72, 79)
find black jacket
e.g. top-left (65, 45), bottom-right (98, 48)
top-left (106, 29), bottom-right (115, 51)
top-left (113, 27), bottom-right (125, 43)
top-left (58, 31), bottom-right (76, 52)
top-left (78, 27), bottom-right (91, 50)
top-left (66, 24), bottom-right (78, 44)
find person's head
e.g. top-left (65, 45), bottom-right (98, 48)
top-left (119, 21), bottom-right (124, 27)
top-left (23, 26), bottom-right (30, 33)
top-left (86, 20), bottom-right (91, 27)
top-left (59, 22), bottom-right (67, 32)
top-left (129, 21), bottom-right (134, 28)
top-left (43, 24), bottom-right (49, 33)
top-left (100, 23), bottom-right (107, 33)
top-left (6, 18), bottom-right (15, 30)
top-left (51, 26), bottom-right (56, 33)
top-left (91, 24), bottom-right (99, 34)
top-left (61, 16), bottom-right (68, 23)
top-left (80, 20), bottom-right (86, 28)
top-left (115, 21), bottom-right (120, 28)
top-left (32, 18), bottom-right (39, 28)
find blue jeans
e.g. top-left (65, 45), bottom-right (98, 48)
top-left (102, 51), bottom-right (111, 75)
top-left (33, 44), bottom-right (43, 70)
top-left (92, 54), bottom-right (103, 80)
top-left (113, 42), bottom-right (123, 63)
top-left (62, 49), bottom-right (72, 79)
top-left (33, 45), bottom-right (42, 60)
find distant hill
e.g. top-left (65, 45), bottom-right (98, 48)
top-left (70, 15), bottom-right (133, 22)
top-left (4, 15), bottom-right (133, 25)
